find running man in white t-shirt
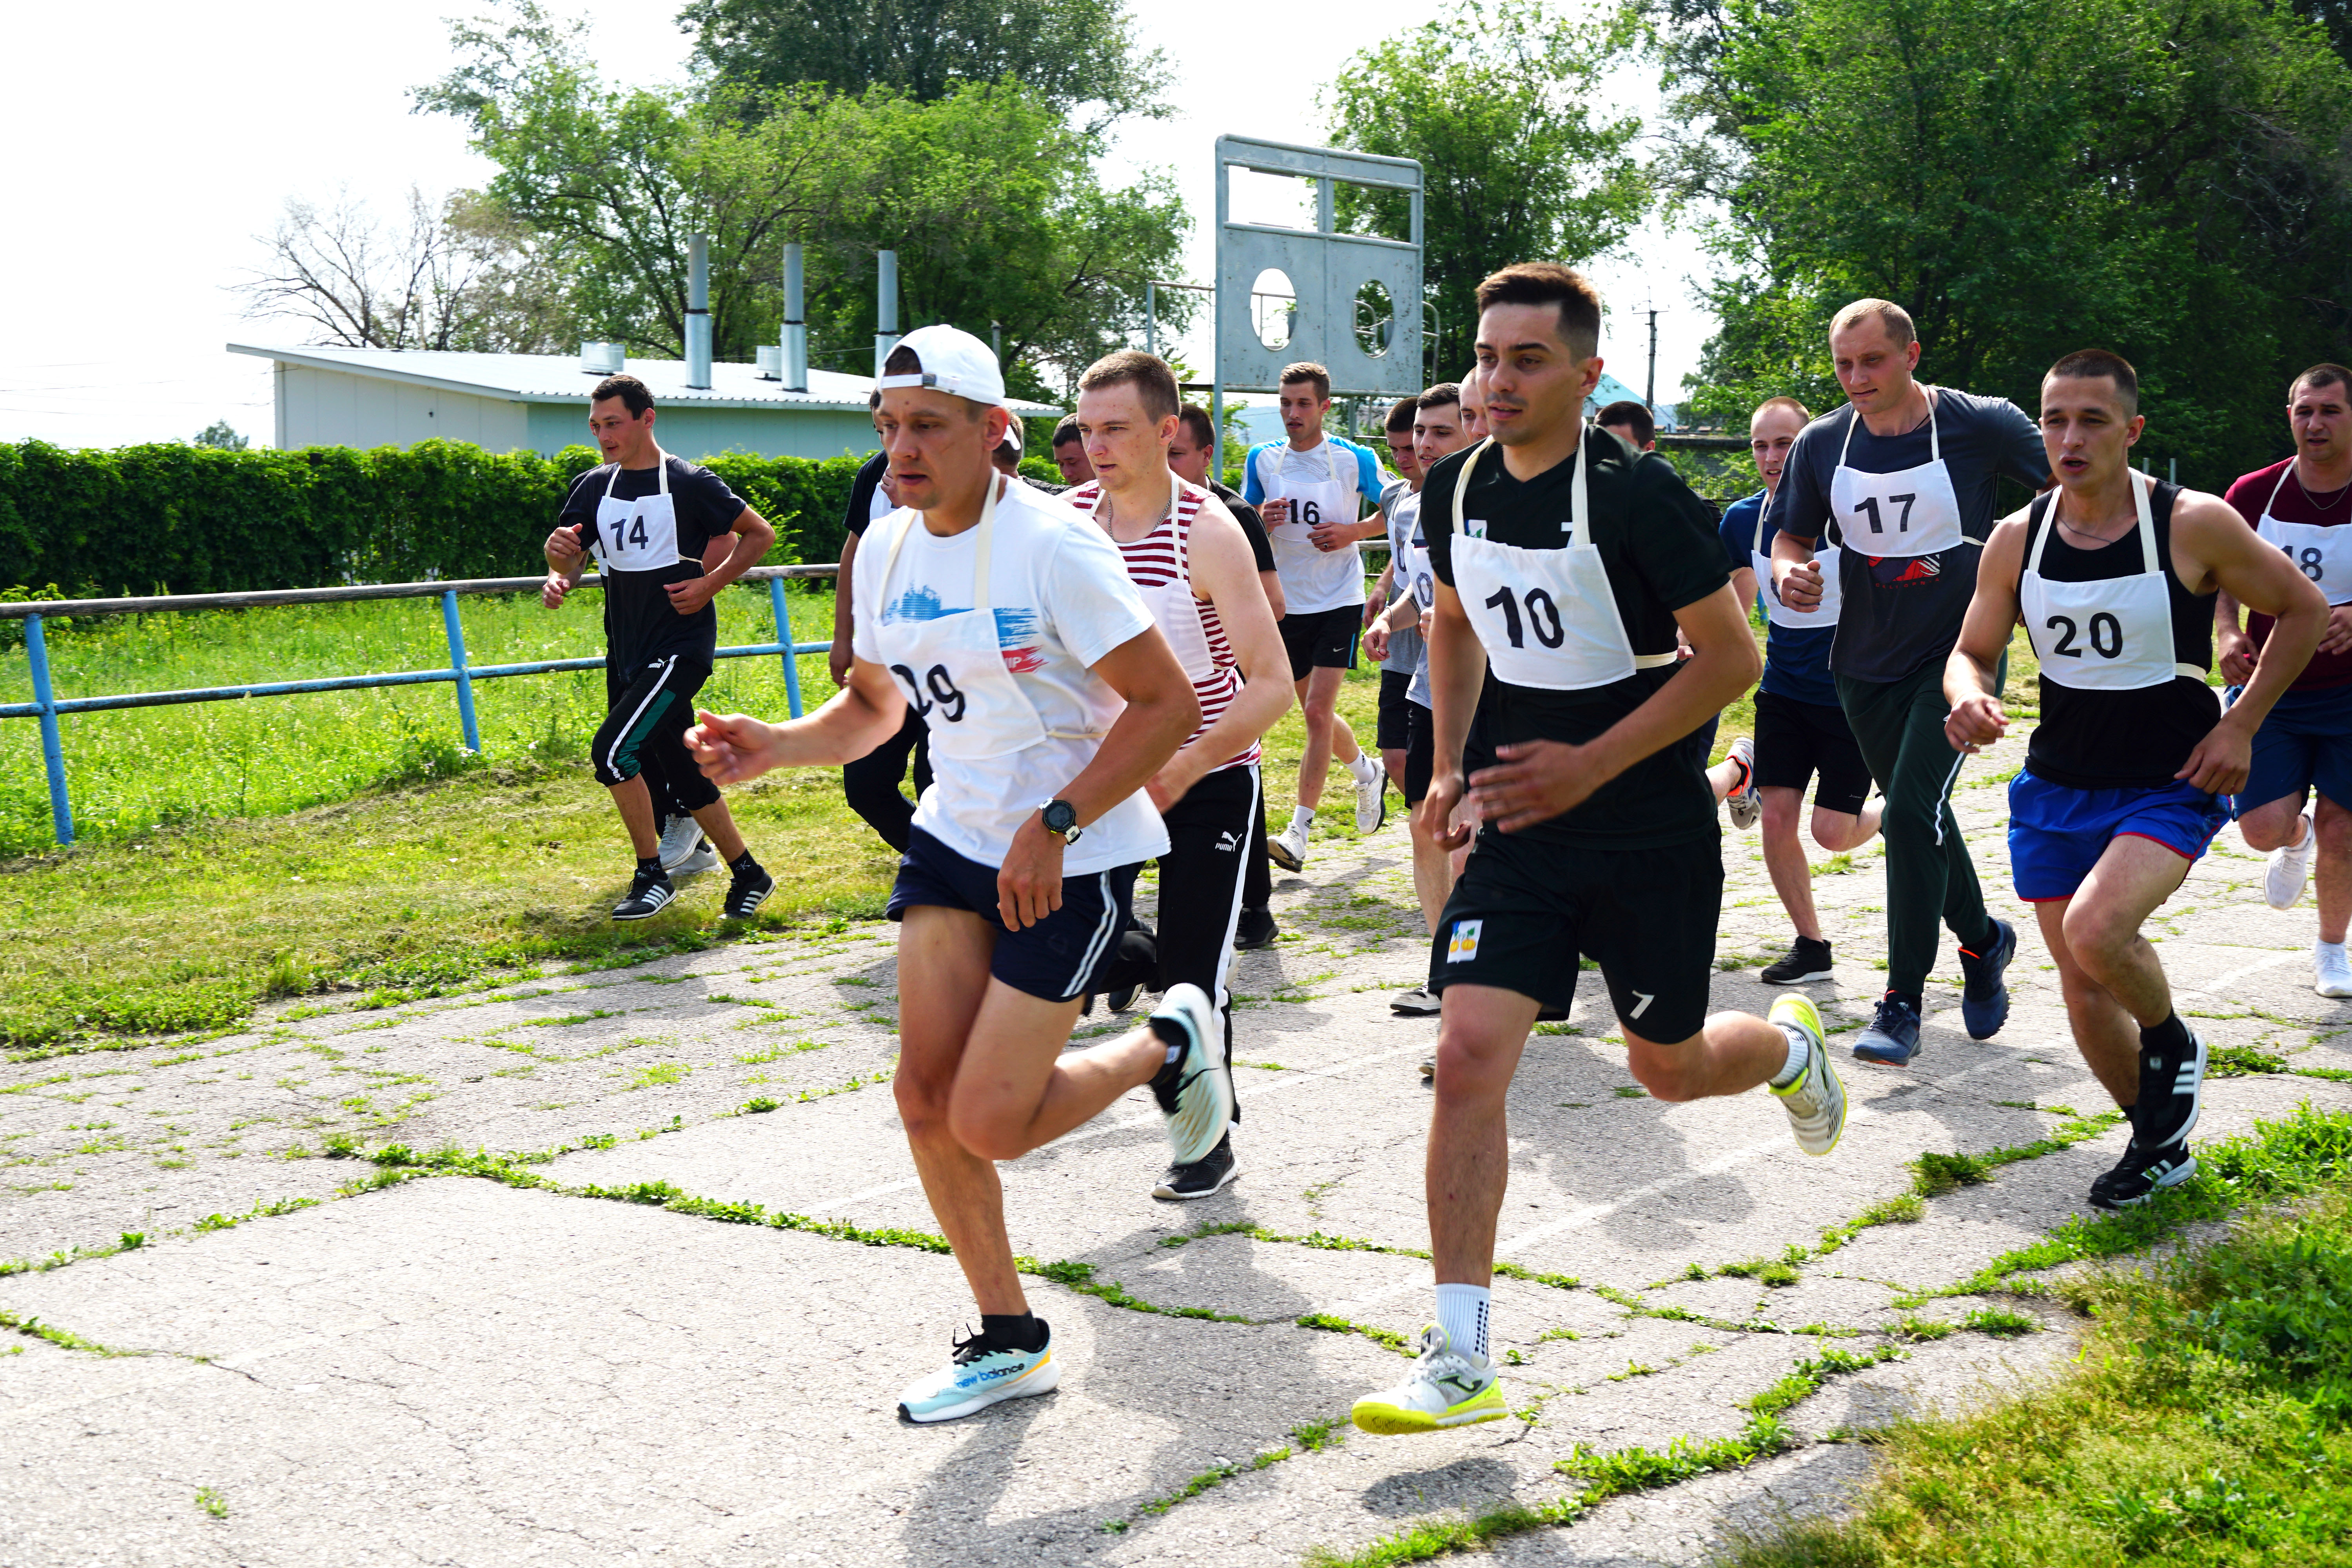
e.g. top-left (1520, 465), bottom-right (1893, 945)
top-left (1243, 362), bottom-right (1393, 871)
top-left (684, 327), bottom-right (1230, 1425)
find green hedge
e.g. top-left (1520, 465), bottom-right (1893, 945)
top-left (0, 440), bottom-right (883, 597)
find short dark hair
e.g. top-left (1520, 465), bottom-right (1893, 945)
top-left (881, 343), bottom-right (985, 420)
top-left (1052, 414), bottom-right (1084, 450)
top-left (2292, 363), bottom-right (2352, 402)
top-left (869, 389), bottom-right (882, 411)
top-left (1418, 383), bottom-right (1461, 412)
top-left (1830, 298), bottom-right (1917, 349)
top-left (1279, 362), bottom-right (1332, 399)
top-left (1077, 350), bottom-right (1180, 421)
top-left (1176, 404), bottom-right (1216, 450)
top-left (1474, 263), bottom-right (1603, 361)
top-left (592, 374), bottom-right (653, 416)
top-left (1596, 399), bottom-right (1655, 446)
top-left (1752, 395), bottom-right (1811, 425)
top-left (1385, 396), bottom-right (1419, 434)
top-left (2047, 348), bottom-right (2140, 416)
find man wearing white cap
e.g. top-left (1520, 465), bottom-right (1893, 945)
top-left (685, 326), bottom-right (1227, 1425)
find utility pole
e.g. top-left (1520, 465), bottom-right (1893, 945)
top-left (1646, 308), bottom-right (1659, 411)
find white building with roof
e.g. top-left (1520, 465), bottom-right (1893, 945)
top-left (227, 343), bottom-right (1060, 461)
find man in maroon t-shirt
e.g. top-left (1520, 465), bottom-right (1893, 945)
top-left (2218, 362), bottom-right (2352, 998)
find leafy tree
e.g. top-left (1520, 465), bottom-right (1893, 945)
top-left (193, 421), bottom-right (249, 451)
top-left (680, 0), bottom-right (1167, 136)
top-left (1324, 0), bottom-right (1650, 383)
top-left (1657, 0), bottom-right (2352, 480)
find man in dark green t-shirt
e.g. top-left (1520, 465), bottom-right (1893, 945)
top-left (1348, 263), bottom-right (1847, 1443)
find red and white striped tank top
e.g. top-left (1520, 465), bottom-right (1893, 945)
top-left (1074, 478), bottom-right (1257, 772)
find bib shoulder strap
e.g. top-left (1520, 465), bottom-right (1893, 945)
top-left (1451, 439), bottom-right (1497, 535)
top-left (2023, 490), bottom-right (2057, 578)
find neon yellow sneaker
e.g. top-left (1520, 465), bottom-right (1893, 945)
top-left (1768, 993), bottom-right (1845, 1157)
top-left (1350, 1325), bottom-right (1506, 1435)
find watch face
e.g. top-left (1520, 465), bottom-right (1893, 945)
top-left (1044, 801), bottom-right (1076, 834)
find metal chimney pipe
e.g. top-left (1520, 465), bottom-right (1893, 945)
top-left (782, 241), bottom-right (808, 393)
top-left (685, 234), bottom-right (713, 390)
top-left (874, 249), bottom-right (900, 379)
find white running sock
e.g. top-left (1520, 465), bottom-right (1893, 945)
top-left (1436, 1283), bottom-right (1490, 1360)
top-left (1768, 1023), bottom-right (1811, 1088)
top-left (2320, 939), bottom-right (2347, 963)
top-left (1290, 806), bottom-right (1316, 833)
top-left (1349, 751), bottom-right (1380, 785)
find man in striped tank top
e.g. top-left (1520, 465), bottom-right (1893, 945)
top-left (1071, 350), bottom-right (1298, 1200)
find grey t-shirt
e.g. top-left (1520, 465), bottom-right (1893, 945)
top-left (1773, 387), bottom-right (2048, 682)
top-left (1377, 477), bottom-right (1425, 682)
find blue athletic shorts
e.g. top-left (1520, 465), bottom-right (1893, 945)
top-left (2007, 771), bottom-right (2228, 903)
top-left (886, 828), bottom-right (1140, 1002)
top-left (2241, 683), bottom-right (2352, 814)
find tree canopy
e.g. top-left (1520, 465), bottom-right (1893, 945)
top-left (1660, 0), bottom-right (2352, 482)
top-left (1325, 0), bottom-right (1650, 383)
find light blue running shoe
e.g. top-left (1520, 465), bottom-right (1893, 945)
top-left (1148, 984), bottom-right (1233, 1167)
top-left (897, 1322), bottom-right (1060, 1424)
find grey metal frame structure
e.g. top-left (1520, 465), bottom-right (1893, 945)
top-left (1212, 136), bottom-right (1424, 471)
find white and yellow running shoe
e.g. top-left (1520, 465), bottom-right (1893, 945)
top-left (1768, 993), bottom-right (1846, 1157)
top-left (1350, 1325), bottom-right (1505, 1435)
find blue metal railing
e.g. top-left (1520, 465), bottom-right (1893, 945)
top-left (0, 564), bottom-right (838, 847)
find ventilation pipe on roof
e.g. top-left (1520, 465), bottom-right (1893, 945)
top-left (685, 234), bottom-right (713, 390)
top-left (782, 241), bottom-right (808, 392)
top-left (874, 249), bottom-right (900, 379)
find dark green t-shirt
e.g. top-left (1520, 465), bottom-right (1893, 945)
top-left (1425, 427), bottom-right (1731, 849)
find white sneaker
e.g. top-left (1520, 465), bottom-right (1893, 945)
top-left (1724, 736), bottom-right (1761, 831)
top-left (657, 815), bottom-right (716, 874)
top-left (2318, 943), bottom-right (2352, 999)
top-left (1269, 818), bottom-right (1310, 873)
top-left (1351, 1325), bottom-right (1505, 1434)
top-left (2266, 809), bottom-right (2315, 910)
top-left (1148, 984), bottom-right (1234, 1167)
top-left (1351, 756), bottom-right (1388, 835)
top-left (1767, 995), bottom-right (1845, 1156)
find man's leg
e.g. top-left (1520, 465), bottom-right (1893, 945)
top-left (843, 709), bottom-right (925, 854)
top-left (591, 659), bottom-right (690, 867)
top-left (1296, 664), bottom-right (1350, 811)
top-left (2315, 795), bottom-right (2352, 946)
top-left (1759, 786), bottom-right (1822, 942)
top-left (1148, 768), bottom-right (1255, 1189)
top-left (1426, 984), bottom-right (1541, 1286)
top-left (607, 775), bottom-right (661, 857)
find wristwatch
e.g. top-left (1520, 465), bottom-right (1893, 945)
top-left (1039, 799), bottom-right (1083, 844)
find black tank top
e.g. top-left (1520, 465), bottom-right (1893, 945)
top-left (2018, 481), bottom-right (2220, 789)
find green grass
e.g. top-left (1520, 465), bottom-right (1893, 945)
top-left (0, 594), bottom-right (1394, 1054)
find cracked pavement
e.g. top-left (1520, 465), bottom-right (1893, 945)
top-left (6, 728), bottom-right (2352, 1566)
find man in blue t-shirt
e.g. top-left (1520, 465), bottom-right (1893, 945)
top-left (1722, 396), bottom-right (1884, 985)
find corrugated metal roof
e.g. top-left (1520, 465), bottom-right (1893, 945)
top-left (226, 343), bottom-right (1062, 416)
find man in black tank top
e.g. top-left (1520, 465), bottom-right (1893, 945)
top-left (1945, 350), bottom-right (2326, 1209)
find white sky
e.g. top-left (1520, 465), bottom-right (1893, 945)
top-left (1, 0), bottom-right (1716, 449)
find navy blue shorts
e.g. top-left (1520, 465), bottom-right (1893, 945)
top-left (2242, 683), bottom-right (2352, 814)
top-left (2008, 771), bottom-right (2228, 903)
top-left (886, 829), bottom-right (1140, 1002)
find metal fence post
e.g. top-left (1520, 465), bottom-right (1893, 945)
top-left (769, 576), bottom-right (804, 719)
top-left (25, 613), bottom-right (74, 846)
top-left (440, 590), bottom-right (481, 752)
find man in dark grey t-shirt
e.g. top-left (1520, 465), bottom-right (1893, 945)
top-left (1769, 299), bottom-right (2049, 1065)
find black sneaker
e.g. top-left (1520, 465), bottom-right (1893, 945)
top-left (723, 863), bottom-right (775, 919)
top-left (611, 865), bottom-right (676, 921)
top-left (2089, 1138), bottom-right (2197, 1210)
top-left (1958, 919), bottom-right (2016, 1040)
top-left (1103, 928), bottom-right (1159, 1012)
top-left (2135, 1029), bottom-right (2207, 1152)
top-left (1152, 1131), bottom-right (1238, 1200)
top-left (1234, 906), bottom-right (1279, 951)
top-left (1762, 938), bottom-right (1835, 985)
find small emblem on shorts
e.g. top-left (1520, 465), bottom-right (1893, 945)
top-left (1629, 990), bottom-right (1655, 1018)
top-left (1446, 919), bottom-right (1483, 963)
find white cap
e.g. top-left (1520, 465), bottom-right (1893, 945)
top-left (995, 416), bottom-right (1024, 455)
top-left (877, 325), bottom-right (1005, 408)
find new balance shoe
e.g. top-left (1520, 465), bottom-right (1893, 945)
top-left (1352, 757), bottom-right (1388, 835)
top-left (1724, 736), bottom-right (1761, 830)
top-left (2135, 1029), bottom-right (2207, 1153)
top-left (655, 813), bottom-right (708, 872)
top-left (2266, 808), bottom-right (2316, 909)
top-left (897, 1323), bottom-right (1059, 1423)
top-left (1269, 819), bottom-right (1310, 873)
top-left (1147, 984), bottom-right (1233, 1167)
top-left (1761, 937), bottom-right (1834, 985)
top-left (1234, 906), bottom-right (1280, 950)
top-left (1768, 993), bottom-right (1845, 1157)
top-left (2317, 942), bottom-right (2352, 1000)
top-left (723, 862), bottom-right (775, 920)
top-left (1153, 1132), bottom-right (1238, 1201)
top-left (2088, 1139), bottom-right (2196, 1210)
top-left (1392, 987), bottom-right (1441, 1016)
top-left (610, 865), bottom-right (676, 922)
top-left (1957, 919), bottom-right (2016, 1040)
top-left (1852, 993), bottom-right (1922, 1066)
top-left (1351, 1325), bottom-right (1505, 1435)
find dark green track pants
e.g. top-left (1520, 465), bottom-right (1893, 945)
top-left (1836, 654), bottom-right (2005, 998)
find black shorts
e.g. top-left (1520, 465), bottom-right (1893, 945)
top-left (886, 829), bottom-right (1140, 1002)
top-left (1280, 604), bottom-right (1361, 681)
top-left (1377, 670), bottom-right (1414, 750)
top-left (593, 653), bottom-right (720, 813)
top-left (1404, 698), bottom-right (1435, 806)
top-left (1428, 828), bottom-right (1723, 1044)
top-left (1752, 690), bottom-right (1872, 815)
